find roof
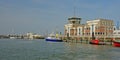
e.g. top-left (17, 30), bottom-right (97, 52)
top-left (68, 17), bottom-right (81, 20)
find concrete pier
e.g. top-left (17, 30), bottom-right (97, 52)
top-left (60, 36), bottom-right (114, 45)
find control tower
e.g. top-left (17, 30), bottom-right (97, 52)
top-left (64, 16), bottom-right (82, 37)
top-left (68, 17), bottom-right (81, 25)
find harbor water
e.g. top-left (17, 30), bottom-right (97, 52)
top-left (0, 39), bottom-right (120, 60)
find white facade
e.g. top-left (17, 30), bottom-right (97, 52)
top-left (113, 30), bottom-right (120, 37)
top-left (77, 27), bottom-right (82, 36)
top-left (26, 32), bottom-right (33, 39)
top-left (64, 24), bottom-right (83, 37)
top-left (64, 24), bottom-right (72, 37)
top-left (86, 20), bottom-right (99, 36)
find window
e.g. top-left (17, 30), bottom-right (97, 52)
top-left (72, 21), bottom-right (75, 24)
top-left (98, 32), bottom-right (100, 35)
top-left (113, 32), bottom-right (116, 34)
top-left (89, 27), bottom-right (90, 30)
top-left (95, 32), bottom-right (97, 35)
top-left (118, 32), bottom-right (120, 34)
top-left (86, 28), bottom-right (88, 30)
top-left (103, 32), bottom-right (104, 35)
top-left (100, 32), bottom-right (102, 35)
top-left (87, 33), bottom-right (89, 35)
top-left (79, 28), bottom-right (81, 31)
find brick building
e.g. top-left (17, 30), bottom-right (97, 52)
top-left (84, 19), bottom-right (114, 38)
top-left (64, 17), bottom-right (114, 38)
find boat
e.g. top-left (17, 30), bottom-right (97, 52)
top-left (10, 36), bottom-right (17, 39)
top-left (46, 37), bottom-right (63, 42)
top-left (45, 32), bottom-right (63, 42)
top-left (113, 40), bottom-right (120, 47)
top-left (89, 39), bottom-right (106, 45)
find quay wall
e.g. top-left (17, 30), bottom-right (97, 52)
top-left (59, 36), bottom-right (120, 45)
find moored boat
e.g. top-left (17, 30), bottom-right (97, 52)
top-left (45, 32), bottom-right (63, 42)
top-left (89, 39), bottom-right (106, 45)
top-left (46, 37), bottom-right (63, 42)
top-left (113, 40), bottom-right (120, 47)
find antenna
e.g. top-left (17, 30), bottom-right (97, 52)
top-left (73, 0), bottom-right (76, 17)
top-left (117, 21), bottom-right (119, 30)
top-left (12, 28), bottom-right (15, 34)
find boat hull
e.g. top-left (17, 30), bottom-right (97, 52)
top-left (46, 38), bottom-right (63, 42)
top-left (89, 40), bottom-right (106, 45)
top-left (113, 41), bottom-right (120, 47)
top-left (89, 41), bottom-right (99, 45)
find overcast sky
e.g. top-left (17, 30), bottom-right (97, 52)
top-left (0, 0), bottom-right (120, 35)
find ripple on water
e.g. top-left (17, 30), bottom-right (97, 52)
top-left (0, 39), bottom-right (120, 60)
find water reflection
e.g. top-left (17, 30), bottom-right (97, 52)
top-left (63, 42), bottom-right (120, 60)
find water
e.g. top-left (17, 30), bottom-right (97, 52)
top-left (0, 39), bottom-right (120, 60)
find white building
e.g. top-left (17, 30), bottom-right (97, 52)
top-left (26, 32), bottom-right (34, 39)
top-left (64, 18), bottom-right (114, 38)
top-left (113, 26), bottom-right (120, 38)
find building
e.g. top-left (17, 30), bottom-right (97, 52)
top-left (26, 32), bottom-right (44, 39)
top-left (84, 19), bottom-right (114, 38)
top-left (113, 30), bottom-right (120, 38)
top-left (113, 26), bottom-right (120, 38)
top-left (64, 17), bottom-right (84, 37)
top-left (26, 32), bottom-right (34, 39)
top-left (64, 17), bottom-right (114, 38)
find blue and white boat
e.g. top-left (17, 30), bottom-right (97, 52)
top-left (45, 32), bottom-right (63, 42)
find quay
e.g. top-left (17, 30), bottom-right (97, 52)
top-left (59, 36), bottom-right (117, 46)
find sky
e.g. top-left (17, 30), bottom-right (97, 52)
top-left (0, 0), bottom-right (120, 35)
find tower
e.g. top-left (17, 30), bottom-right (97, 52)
top-left (64, 0), bottom-right (82, 37)
top-left (64, 17), bottom-right (82, 37)
top-left (68, 17), bottom-right (81, 25)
